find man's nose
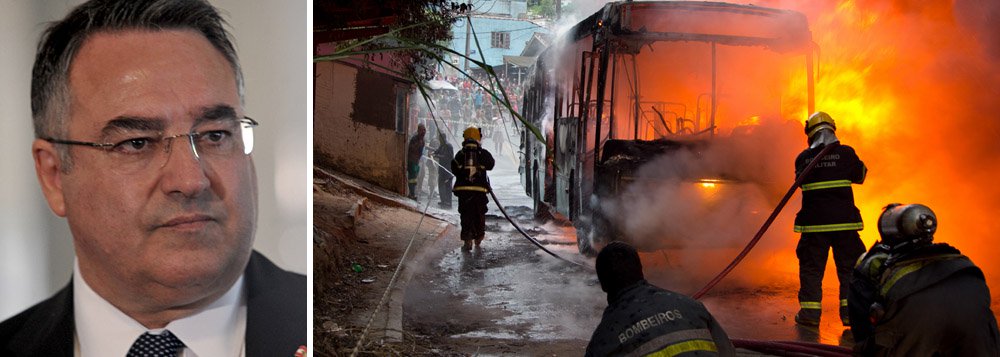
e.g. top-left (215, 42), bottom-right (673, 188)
top-left (159, 135), bottom-right (210, 197)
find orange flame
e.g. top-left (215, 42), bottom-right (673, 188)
top-left (773, 0), bottom-right (1000, 287)
top-left (597, 0), bottom-right (1000, 305)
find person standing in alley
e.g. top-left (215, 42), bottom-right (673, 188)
top-left (407, 123), bottom-right (426, 199)
top-left (586, 242), bottom-right (735, 357)
top-left (420, 123), bottom-right (439, 202)
top-left (793, 111), bottom-right (868, 327)
top-left (451, 127), bottom-right (494, 251)
top-left (434, 133), bottom-right (455, 208)
top-left (473, 89), bottom-right (484, 113)
top-left (492, 122), bottom-right (504, 155)
top-left (849, 203), bottom-right (999, 355)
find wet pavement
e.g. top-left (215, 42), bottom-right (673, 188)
top-left (402, 156), bottom-right (858, 355)
top-left (408, 221), bottom-right (601, 344)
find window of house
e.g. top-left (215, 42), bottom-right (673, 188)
top-left (491, 31), bottom-right (510, 49)
top-left (394, 85), bottom-right (407, 134)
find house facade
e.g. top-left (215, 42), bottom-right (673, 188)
top-left (447, 0), bottom-right (548, 72)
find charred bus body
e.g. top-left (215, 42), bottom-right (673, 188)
top-left (520, 2), bottom-right (816, 254)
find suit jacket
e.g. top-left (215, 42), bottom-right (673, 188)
top-left (0, 251), bottom-right (306, 357)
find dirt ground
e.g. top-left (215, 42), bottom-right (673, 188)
top-left (313, 167), bottom-right (449, 356)
top-left (312, 161), bottom-right (599, 356)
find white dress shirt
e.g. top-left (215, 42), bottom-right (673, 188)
top-left (72, 260), bottom-right (247, 357)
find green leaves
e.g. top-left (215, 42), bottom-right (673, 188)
top-left (316, 15), bottom-right (545, 144)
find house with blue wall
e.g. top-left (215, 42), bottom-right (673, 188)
top-left (447, 0), bottom-right (549, 73)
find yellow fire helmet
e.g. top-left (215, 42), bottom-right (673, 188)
top-left (463, 127), bottom-right (482, 141)
top-left (804, 111), bottom-right (836, 138)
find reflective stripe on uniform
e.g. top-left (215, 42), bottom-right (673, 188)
top-left (855, 251), bottom-right (868, 268)
top-left (880, 254), bottom-right (964, 296)
top-left (856, 251), bottom-right (889, 278)
top-left (800, 301), bottom-right (822, 309)
top-left (801, 179), bottom-right (853, 191)
top-left (794, 222), bottom-right (864, 233)
top-left (408, 179), bottom-right (418, 184)
top-left (453, 186), bottom-right (488, 192)
top-left (626, 329), bottom-right (714, 357)
top-left (645, 339), bottom-right (718, 357)
top-left (840, 299), bottom-right (848, 307)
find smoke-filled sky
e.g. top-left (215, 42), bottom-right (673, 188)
top-left (557, 0), bottom-right (1000, 292)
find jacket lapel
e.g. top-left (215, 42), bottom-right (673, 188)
top-left (3, 282), bottom-right (75, 357)
top-left (244, 251), bottom-right (307, 357)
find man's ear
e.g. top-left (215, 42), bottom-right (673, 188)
top-left (32, 139), bottom-right (67, 217)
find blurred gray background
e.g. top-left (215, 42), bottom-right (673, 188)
top-left (0, 0), bottom-right (308, 320)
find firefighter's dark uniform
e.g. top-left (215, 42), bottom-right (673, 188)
top-left (434, 139), bottom-right (455, 207)
top-left (451, 139), bottom-right (495, 243)
top-left (793, 143), bottom-right (867, 324)
top-left (849, 243), bottom-right (1000, 356)
top-left (585, 280), bottom-right (735, 357)
top-left (407, 131), bottom-right (425, 198)
top-left (847, 242), bottom-right (889, 343)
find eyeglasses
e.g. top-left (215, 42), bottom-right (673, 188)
top-left (43, 117), bottom-right (258, 174)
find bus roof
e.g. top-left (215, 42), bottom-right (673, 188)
top-left (565, 1), bottom-right (812, 53)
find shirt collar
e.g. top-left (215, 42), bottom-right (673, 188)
top-left (73, 259), bottom-right (247, 357)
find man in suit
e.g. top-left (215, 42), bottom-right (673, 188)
top-left (0, 0), bottom-right (306, 356)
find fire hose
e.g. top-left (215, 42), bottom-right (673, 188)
top-left (488, 187), bottom-right (591, 269)
top-left (472, 144), bottom-right (844, 283)
top-left (733, 339), bottom-right (852, 357)
top-left (483, 148), bottom-right (852, 356)
top-left (439, 145), bottom-right (852, 355)
top-left (691, 142), bottom-right (839, 299)
top-left (424, 153), bottom-right (589, 269)
top-left (699, 142), bottom-right (854, 357)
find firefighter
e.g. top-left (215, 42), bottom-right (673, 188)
top-left (793, 111), bottom-right (867, 327)
top-left (407, 123), bottom-right (426, 199)
top-left (451, 127), bottom-right (495, 251)
top-left (585, 242), bottom-right (735, 357)
top-left (849, 203), bottom-right (1000, 355)
top-left (434, 133), bottom-right (455, 208)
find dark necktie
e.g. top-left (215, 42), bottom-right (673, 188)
top-left (126, 330), bottom-right (185, 357)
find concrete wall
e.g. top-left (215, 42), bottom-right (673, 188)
top-left (314, 61), bottom-right (407, 193)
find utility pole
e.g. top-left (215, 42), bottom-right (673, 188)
top-left (555, 0), bottom-right (561, 20)
top-left (463, 15), bottom-right (471, 71)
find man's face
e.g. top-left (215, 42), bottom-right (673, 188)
top-left (51, 30), bottom-right (256, 307)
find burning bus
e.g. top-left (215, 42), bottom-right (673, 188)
top-left (520, 1), bottom-right (817, 254)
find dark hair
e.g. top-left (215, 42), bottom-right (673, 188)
top-left (32, 0), bottom-right (243, 166)
top-left (595, 241), bottom-right (645, 295)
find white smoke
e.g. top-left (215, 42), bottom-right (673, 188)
top-left (599, 118), bottom-right (802, 290)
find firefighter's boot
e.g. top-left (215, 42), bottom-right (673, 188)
top-left (840, 303), bottom-right (850, 326)
top-left (795, 309), bottom-right (821, 327)
top-left (462, 240), bottom-right (473, 251)
top-left (795, 298), bottom-right (821, 327)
